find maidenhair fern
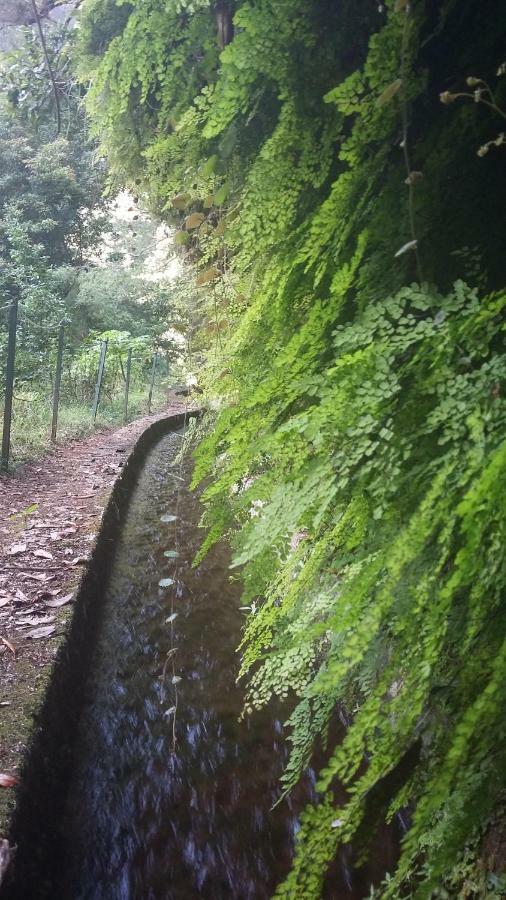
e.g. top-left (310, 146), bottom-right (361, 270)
top-left (78, 0), bottom-right (506, 894)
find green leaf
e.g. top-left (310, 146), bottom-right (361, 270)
top-left (202, 154), bottom-right (218, 176)
top-left (214, 182), bottom-right (229, 206)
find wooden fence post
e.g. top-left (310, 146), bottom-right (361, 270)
top-left (92, 339), bottom-right (108, 422)
top-left (50, 321), bottom-right (65, 443)
top-left (124, 347), bottom-right (132, 424)
top-left (147, 351), bottom-right (157, 414)
top-left (1, 297), bottom-right (19, 473)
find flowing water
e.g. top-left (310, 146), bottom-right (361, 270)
top-left (13, 428), bottom-right (397, 898)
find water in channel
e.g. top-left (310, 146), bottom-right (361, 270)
top-left (36, 429), bottom-right (393, 899)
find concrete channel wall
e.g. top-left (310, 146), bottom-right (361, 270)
top-left (1, 410), bottom-right (200, 898)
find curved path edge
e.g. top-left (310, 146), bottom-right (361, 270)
top-left (0, 405), bottom-right (200, 889)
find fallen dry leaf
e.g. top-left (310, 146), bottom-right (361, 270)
top-left (0, 599), bottom-right (10, 609)
top-left (9, 544), bottom-right (26, 556)
top-left (33, 549), bottom-right (53, 560)
top-left (14, 606), bottom-right (37, 617)
top-left (0, 637), bottom-right (16, 656)
top-left (0, 773), bottom-right (19, 788)
top-left (68, 556), bottom-right (87, 566)
top-left (25, 625), bottom-right (56, 639)
top-left (43, 593), bottom-right (73, 608)
top-left (16, 615), bottom-right (55, 627)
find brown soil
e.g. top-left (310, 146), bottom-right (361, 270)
top-left (0, 400), bottom-right (188, 839)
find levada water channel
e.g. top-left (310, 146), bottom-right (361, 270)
top-left (2, 421), bottom-right (397, 899)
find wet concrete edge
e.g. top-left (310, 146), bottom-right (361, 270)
top-left (0, 410), bottom-right (199, 898)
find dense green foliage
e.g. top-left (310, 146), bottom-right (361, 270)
top-left (0, 24), bottom-right (106, 388)
top-left (78, 0), bottom-right (506, 895)
top-left (0, 22), bottom-right (194, 462)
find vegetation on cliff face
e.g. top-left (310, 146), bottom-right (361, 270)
top-left (77, 0), bottom-right (506, 895)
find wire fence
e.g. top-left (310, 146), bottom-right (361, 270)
top-left (0, 299), bottom-right (175, 472)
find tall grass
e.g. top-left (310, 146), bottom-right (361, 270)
top-left (1, 381), bottom-right (170, 468)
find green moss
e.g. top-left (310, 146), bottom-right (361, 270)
top-left (0, 642), bottom-right (58, 834)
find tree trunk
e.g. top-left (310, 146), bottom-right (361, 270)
top-left (215, 2), bottom-right (234, 50)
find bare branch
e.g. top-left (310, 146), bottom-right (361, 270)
top-left (29, 0), bottom-right (62, 136)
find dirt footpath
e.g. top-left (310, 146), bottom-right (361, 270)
top-left (0, 402), bottom-right (188, 841)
